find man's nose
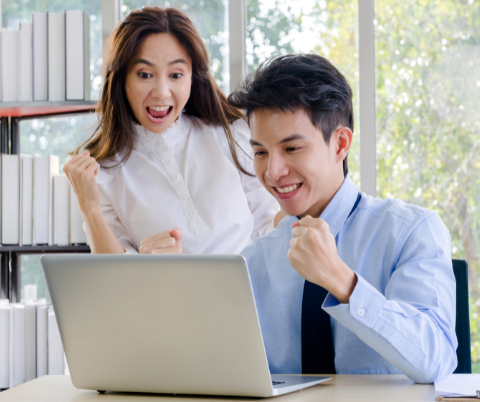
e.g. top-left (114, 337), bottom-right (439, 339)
top-left (266, 153), bottom-right (289, 182)
top-left (151, 77), bottom-right (172, 100)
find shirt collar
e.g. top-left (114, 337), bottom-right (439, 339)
top-left (319, 175), bottom-right (359, 238)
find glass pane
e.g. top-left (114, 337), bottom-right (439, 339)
top-left (20, 113), bottom-right (97, 170)
top-left (3, 0), bottom-right (103, 99)
top-left (374, 1), bottom-right (480, 371)
top-left (245, 0), bottom-right (360, 185)
top-left (121, 0), bottom-right (230, 93)
top-left (21, 255), bottom-right (51, 303)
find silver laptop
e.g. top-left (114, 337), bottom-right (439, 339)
top-left (41, 254), bottom-right (330, 397)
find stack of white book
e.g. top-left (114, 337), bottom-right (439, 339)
top-left (1, 10), bottom-right (90, 102)
top-left (0, 299), bottom-right (67, 390)
top-left (1, 154), bottom-right (87, 246)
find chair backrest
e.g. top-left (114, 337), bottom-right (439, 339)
top-left (452, 259), bottom-right (472, 374)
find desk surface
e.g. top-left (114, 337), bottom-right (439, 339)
top-left (0, 374), bottom-right (436, 402)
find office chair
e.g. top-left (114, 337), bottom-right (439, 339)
top-left (452, 259), bottom-right (472, 374)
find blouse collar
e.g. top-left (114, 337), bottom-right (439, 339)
top-left (135, 111), bottom-right (184, 138)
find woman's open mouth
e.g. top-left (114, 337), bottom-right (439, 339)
top-left (146, 106), bottom-right (173, 123)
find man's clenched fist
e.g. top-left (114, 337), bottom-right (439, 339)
top-left (287, 215), bottom-right (357, 304)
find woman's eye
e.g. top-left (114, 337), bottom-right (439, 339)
top-left (254, 151), bottom-right (266, 157)
top-left (286, 147), bottom-right (300, 152)
top-left (171, 73), bottom-right (183, 79)
top-left (138, 72), bottom-right (151, 79)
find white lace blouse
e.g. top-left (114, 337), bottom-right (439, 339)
top-left (92, 113), bottom-right (279, 254)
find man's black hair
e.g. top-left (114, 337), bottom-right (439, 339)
top-left (228, 54), bottom-right (353, 176)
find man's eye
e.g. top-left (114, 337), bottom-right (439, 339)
top-left (171, 73), bottom-right (183, 79)
top-left (138, 72), bottom-right (151, 79)
top-left (255, 151), bottom-right (266, 156)
top-left (286, 147), bottom-right (300, 152)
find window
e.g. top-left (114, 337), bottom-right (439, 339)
top-left (246, 0), bottom-right (360, 185)
top-left (375, 0), bottom-right (480, 371)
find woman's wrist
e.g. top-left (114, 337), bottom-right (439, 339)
top-left (80, 204), bottom-right (103, 224)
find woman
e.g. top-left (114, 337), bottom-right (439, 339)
top-left (64, 7), bottom-right (283, 255)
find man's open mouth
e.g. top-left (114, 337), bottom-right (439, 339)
top-left (147, 106), bottom-right (173, 120)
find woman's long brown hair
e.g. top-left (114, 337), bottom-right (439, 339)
top-left (75, 7), bottom-right (251, 175)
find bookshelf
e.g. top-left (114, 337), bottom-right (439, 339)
top-left (0, 101), bottom-right (96, 302)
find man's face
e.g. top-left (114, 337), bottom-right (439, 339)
top-left (249, 108), bottom-right (351, 218)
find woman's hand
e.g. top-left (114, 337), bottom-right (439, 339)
top-left (139, 228), bottom-right (183, 254)
top-left (63, 151), bottom-right (100, 214)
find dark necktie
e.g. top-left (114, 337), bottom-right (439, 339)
top-left (301, 193), bottom-right (361, 374)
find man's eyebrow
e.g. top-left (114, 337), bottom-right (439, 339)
top-left (168, 58), bottom-right (188, 66)
top-left (278, 133), bottom-right (306, 144)
top-left (250, 134), bottom-right (306, 147)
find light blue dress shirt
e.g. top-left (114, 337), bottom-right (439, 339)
top-left (241, 176), bottom-right (457, 383)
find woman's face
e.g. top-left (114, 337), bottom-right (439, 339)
top-left (125, 33), bottom-right (193, 133)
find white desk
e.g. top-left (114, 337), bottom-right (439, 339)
top-left (0, 374), bottom-right (436, 402)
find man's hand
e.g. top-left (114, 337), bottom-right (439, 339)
top-left (287, 216), bottom-right (357, 303)
top-left (139, 228), bottom-right (183, 254)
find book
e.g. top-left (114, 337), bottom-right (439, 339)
top-left (20, 155), bottom-right (33, 246)
top-left (36, 304), bottom-right (48, 378)
top-left (1, 155), bottom-right (20, 245)
top-left (48, 12), bottom-right (66, 101)
top-left (70, 185), bottom-right (87, 244)
top-left (53, 175), bottom-right (69, 246)
top-left (66, 11), bottom-right (91, 100)
top-left (0, 300), bottom-right (10, 389)
top-left (47, 306), bottom-right (64, 375)
top-left (19, 22), bottom-right (33, 102)
top-left (33, 155), bottom-right (59, 245)
top-left (10, 303), bottom-right (26, 388)
top-left (24, 299), bottom-right (46, 383)
top-left (2, 30), bottom-right (19, 102)
top-left (24, 303), bottom-right (36, 382)
top-left (33, 12), bottom-right (48, 101)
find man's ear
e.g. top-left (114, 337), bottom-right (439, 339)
top-left (334, 126), bottom-right (353, 164)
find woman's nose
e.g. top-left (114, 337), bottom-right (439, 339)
top-left (151, 77), bottom-right (171, 101)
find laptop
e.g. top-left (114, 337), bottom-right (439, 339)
top-left (41, 254), bottom-right (331, 397)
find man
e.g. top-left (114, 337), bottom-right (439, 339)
top-left (228, 54), bottom-right (457, 383)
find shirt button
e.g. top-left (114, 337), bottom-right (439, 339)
top-left (172, 174), bottom-right (179, 180)
top-left (182, 192), bottom-right (189, 199)
top-left (158, 140), bottom-right (165, 146)
top-left (189, 210), bottom-right (197, 217)
top-left (165, 158), bottom-right (172, 165)
top-left (358, 309), bottom-right (365, 317)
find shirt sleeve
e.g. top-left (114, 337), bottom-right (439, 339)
top-left (323, 212), bottom-right (457, 383)
top-left (84, 170), bottom-right (139, 254)
top-left (232, 119), bottom-right (280, 240)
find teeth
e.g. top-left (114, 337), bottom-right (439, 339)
top-left (276, 184), bottom-right (299, 194)
top-left (150, 106), bottom-right (170, 111)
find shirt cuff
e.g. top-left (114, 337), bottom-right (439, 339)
top-left (323, 273), bottom-right (385, 329)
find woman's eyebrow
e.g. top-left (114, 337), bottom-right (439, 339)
top-left (132, 58), bottom-right (155, 67)
top-left (168, 58), bottom-right (188, 66)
